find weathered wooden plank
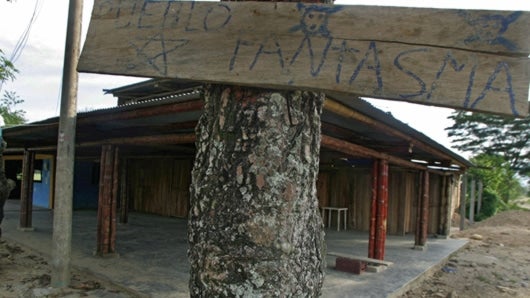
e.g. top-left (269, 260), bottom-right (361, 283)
top-left (79, 0), bottom-right (530, 116)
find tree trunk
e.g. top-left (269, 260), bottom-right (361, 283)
top-left (188, 84), bottom-right (325, 296)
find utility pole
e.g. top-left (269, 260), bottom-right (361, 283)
top-left (51, 0), bottom-right (83, 287)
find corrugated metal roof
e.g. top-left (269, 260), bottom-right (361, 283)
top-left (327, 92), bottom-right (472, 168)
top-left (3, 79), bottom-right (471, 169)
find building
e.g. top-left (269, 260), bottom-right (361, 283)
top-left (2, 78), bottom-right (471, 258)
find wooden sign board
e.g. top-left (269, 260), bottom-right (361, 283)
top-left (78, 0), bottom-right (530, 116)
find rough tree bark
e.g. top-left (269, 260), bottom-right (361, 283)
top-left (188, 84), bottom-right (326, 296)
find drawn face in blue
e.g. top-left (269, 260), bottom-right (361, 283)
top-left (289, 4), bottom-right (342, 38)
top-left (460, 11), bottom-right (522, 51)
top-left (474, 16), bottom-right (503, 42)
top-left (302, 9), bottom-right (328, 35)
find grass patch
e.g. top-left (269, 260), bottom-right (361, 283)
top-left (476, 275), bottom-right (491, 284)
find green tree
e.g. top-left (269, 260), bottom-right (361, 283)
top-left (467, 153), bottom-right (523, 204)
top-left (1, 91), bottom-right (26, 125)
top-left (0, 46), bottom-right (18, 237)
top-left (446, 111), bottom-right (530, 177)
top-left (0, 49), bottom-right (17, 83)
top-left (0, 49), bottom-right (25, 126)
top-left (446, 111), bottom-right (529, 208)
top-left (474, 189), bottom-right (499, 221)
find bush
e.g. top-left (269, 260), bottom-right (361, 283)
top-left (475, 189), bottom-right (499, 221)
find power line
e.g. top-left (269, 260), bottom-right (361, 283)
top-left (0, 0), bottom-right (42, 94)
top-left (10, 0), bottom-right (42, 63)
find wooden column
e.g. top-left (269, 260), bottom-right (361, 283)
top-left (415, 170), bottom-right (430, 247)
top-left (438, 175), bottom-right (448, 235)
top-left (119, 158), bottom-right (128, 224)
top-left (369, 159), bottom-right (389, 259)
top-left (374, 159), bottom-right (389, 260)
top-left (96, 145), bottom-right (119, 256)
top-left (19, 150), bottom-right (35, 230)
top-left (415, 172), bottom-right (422, 245)
top-left (420, 171), bottom-right (430, 244)
top-left (111, 147), bottom-right (119, 250)
top-left (368, 160), bottom-right (378, 259)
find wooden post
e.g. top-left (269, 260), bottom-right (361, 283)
top-left (459, 174), bottom-right (467, 231)
top-left (414, 172), bottom-right (422, 246)
top-left (96, 144), bottom-right (118, 256)
top-left (469, 178), bottom-right (476, 224)
top-left (415, 170), bottom-right (430, 247)
top-left (438, 175), bottom-right (448, 235)
top-left (96, 145), bottom-right (108, 255)
top-left (374, 159), bottom-right (388, 260)
top-left (119, 158), bottom-right (128, 224)
top-left (19, 150), bottom-right (35, 230)
top-left (420, 171), bottom-right (430, 245)
top-left (477, 180), bottom-right (483, 214)
top-left (110, 147), bottom-right (119, 252)
top-left (368, 159), bottom-right (378, 259)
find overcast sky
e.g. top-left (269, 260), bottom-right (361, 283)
top-left (1, 0), bottom-right (529, 157)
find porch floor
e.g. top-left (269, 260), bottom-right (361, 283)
top-left (2, 200), bottom-right (467, 297)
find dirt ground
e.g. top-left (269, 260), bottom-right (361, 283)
top-left (1, 210), bottom-right (529, 297)
top-left (0, 239), bottom-right (134, 298)
top-left (400, 209), bottom-right (530, 298)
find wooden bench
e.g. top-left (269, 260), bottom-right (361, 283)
top-left (327, 252), bottom-right (393, 274)
top-left (327, 252), bottom-right (393, 266)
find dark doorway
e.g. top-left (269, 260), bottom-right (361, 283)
top-left (5, 159), bottom-right (22, 200)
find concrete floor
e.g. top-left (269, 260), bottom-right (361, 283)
top-left (2, 200), bottom-right (467, 297)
